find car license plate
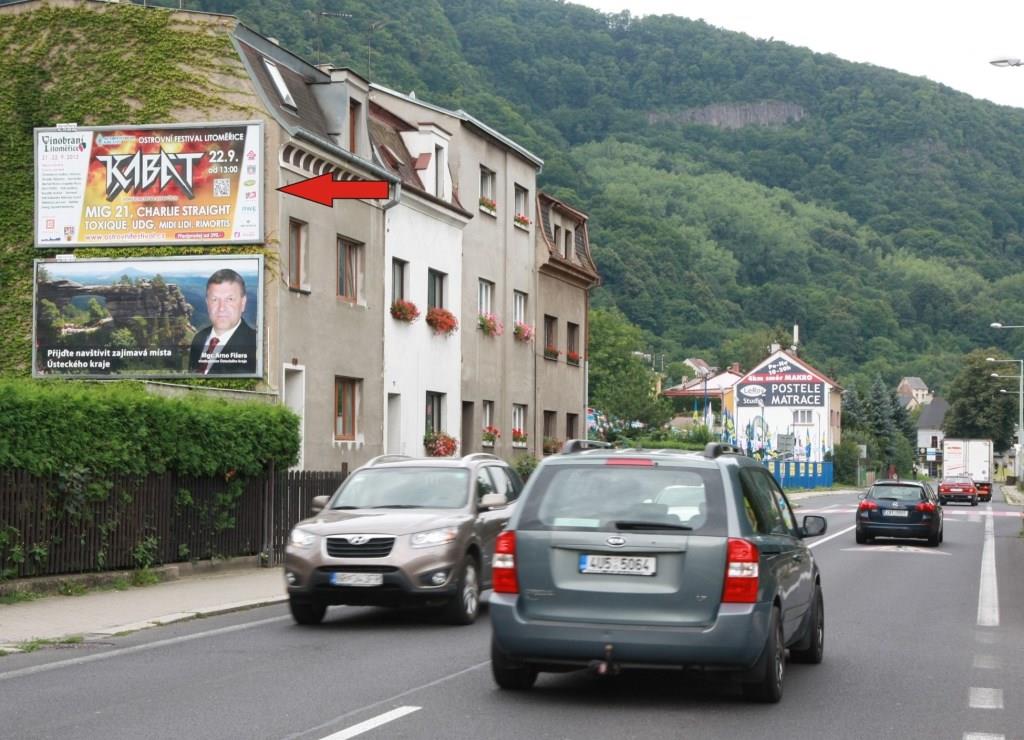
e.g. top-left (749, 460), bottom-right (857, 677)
top-left (882, 509), bottom-right (909, 518)
top-left (578, 554), bottom-right (656, 576)
top-left (331, 572), bottom-right (383, 587)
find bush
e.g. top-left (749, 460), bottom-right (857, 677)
top-left (512, 453), bottom-right (539, 482)
top-left (0, 379), bottom-right (300, 478)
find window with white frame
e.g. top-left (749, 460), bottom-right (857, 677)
top-left (483, 400), bottom-right (494, 428)
top-left (513, 291), bottom-right (527, 324)
top-left (793, 409), bottom-right (813, 425)
top-left (564, 228), bottom-right (574, 259)
top-left (478, 278), bottom-right (494, 314)
top-left (479, 167), bottom-right (495, 208)
top-left (514, 184), bottom-right (528, 222)
top-left (513, 404), bottom-right (527, 442)
top-left (263, 58), bottom-right (297, 109)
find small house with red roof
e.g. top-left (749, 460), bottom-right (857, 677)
top-left (729, 349), bottom-right (842, 463)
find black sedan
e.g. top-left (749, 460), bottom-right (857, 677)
top-left (855, 479), bottom-right (943, 547)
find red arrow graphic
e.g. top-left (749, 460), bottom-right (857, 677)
top-left (277, 174), bottom-right (390, 206)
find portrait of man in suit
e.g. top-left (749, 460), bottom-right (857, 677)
top-left (188, 268), bottom-right (258, 375)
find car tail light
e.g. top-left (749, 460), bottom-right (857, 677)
top-left (938, 485), bottom-right (950, 493)
top-left (858, 499), bottom-right (878, 511)
top-left (722, 538), bottom-right (759, 603)
top-left (492, 531), bottom-right (518, 594)
top-left (605, 458), bottom-right (655, 466)
top-left (916, 501), bottom-right (937, 513)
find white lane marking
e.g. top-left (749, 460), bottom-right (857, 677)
top-left (964, 733), bottom-right (1005, 740)
top-left (0, 616), bottom-right (290, 682)
top-left (968, 686), bottom-right (1004, 709)
top-left (318, 706), bottom-right (420, 740)
top-left (977, 512), bottom-right (1000, 627)
top-left (806, 521), bottom-right (856, 548)
top-left (973, 654), bottom-right (1001, 670)
top-left (838, 546), bottom-right (950, 555)
top-left (281, 660), bottom-right (490, 740)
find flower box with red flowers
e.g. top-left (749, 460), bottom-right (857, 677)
top-left (566, 350), bottom-right (581, 365)
top-left (513, 321), bottom-right (534, 342)
top-left (544, 345), bottom-right (561, 360)
top-left (390, 299), bottom-right (420, 323)
top-left (425, 306), bottom-right (459, 336)
top-left (511, 428), bottom-right (528, 446)
top-left (481, 425), bottom-right (501, 446)
top-left (478, 312), bottom-right (504, 337)
top-left (479, 196), bottom-right (497, 214)
top-left (513, 213), bottom-right (531, 229)
top-left (424, 431), bottom-right (458, 457)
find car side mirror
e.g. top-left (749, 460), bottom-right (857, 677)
top-left (479, 492), bottom-right (508, 510)
top-left (311, 495), bottom-right (328, 514)
top-left (800, 515), bottom-right (828, 538)
top-left (857, 492), bottom-right (866, 500)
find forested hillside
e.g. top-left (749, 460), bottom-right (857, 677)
top-left (8, 0), bottom-right (1024, 394)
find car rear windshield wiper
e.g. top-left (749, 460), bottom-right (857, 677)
top-left (876, 497), bottom-right (899, 501)
top-left (613, 520), bottom-right (693, 531)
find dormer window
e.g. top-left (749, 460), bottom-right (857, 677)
top-left (264, 58), bottom-right (297, 110)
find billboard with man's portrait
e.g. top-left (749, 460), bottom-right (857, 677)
top-left (33, 255), bottom-right (263, 379)
top-left (34, 121), bottom-right (263, 247)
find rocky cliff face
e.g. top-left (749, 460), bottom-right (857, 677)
top-left (38, 279), bottom-right (194, 326)
top-left (647, 101), bottom-right (805, 129)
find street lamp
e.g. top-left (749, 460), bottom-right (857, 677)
top-left (987, 356), bottom-right (1024, 480)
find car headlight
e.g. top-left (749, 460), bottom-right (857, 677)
top-left (289, 528), bottom-right (317, 549)
top-left (411, 527), bottom-right (459, 548)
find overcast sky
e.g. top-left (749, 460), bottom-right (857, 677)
top-left (573, 0), bottom-right (1024, 109)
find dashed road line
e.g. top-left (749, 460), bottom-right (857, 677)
top-left (963, 733), bottom-right (1005, 740)
top-left (318, 706), bottom-right (421, 740)
top-left (973, 654), bottom-right (1001, 670)
top-left (968, 687), bottom-right (1004, 710)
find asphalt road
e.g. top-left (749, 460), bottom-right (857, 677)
top-left (1, 491), bottom-right (1022, 740)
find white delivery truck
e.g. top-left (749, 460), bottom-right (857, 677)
top-left (941, 438), bottom-right (994, 502)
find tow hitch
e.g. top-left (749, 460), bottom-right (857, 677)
top-left (588, 643), bottom-right (621, 676)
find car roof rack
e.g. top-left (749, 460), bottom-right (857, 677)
top-left (703, 442), bottom-right (744, 459)
top-left (461, 453), bottom-right (500, 462)
top-left (560, 439), bottom-right (614, 454)
top-left (365, 454), bottom-right (413, 466)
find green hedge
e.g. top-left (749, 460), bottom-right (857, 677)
top-left (0, 379), bottom-right (299, 478)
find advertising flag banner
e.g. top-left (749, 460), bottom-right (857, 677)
top-left (33, 255), bottom-right (263, 379)
top-left (35, 122), bottom-right (263, 247)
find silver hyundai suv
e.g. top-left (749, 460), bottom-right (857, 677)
top-left (489, 441), bottom-right (828, 702)
top-left (285, 453), bottom-right (521, 626)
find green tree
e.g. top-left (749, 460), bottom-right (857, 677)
top-left (588, 307), bottom-right (672, 430)
top-left (944, 350), bottom-right (1017, 450)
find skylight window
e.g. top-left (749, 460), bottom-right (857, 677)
top-left (263, 58), bottom-right (297, 109)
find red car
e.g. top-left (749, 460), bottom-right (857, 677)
top-left (937, 475), bottom-right (979, 506)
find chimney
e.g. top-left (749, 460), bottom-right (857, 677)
top-left (730, 362), bottom-right (741, 374)
top-left (770, 343), bottom-right (781, 353)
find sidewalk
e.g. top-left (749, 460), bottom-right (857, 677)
top-left (0, 565), bottom-right (286, 652)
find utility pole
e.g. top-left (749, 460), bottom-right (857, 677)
top-left (368, 20), bottom-right (391, 82)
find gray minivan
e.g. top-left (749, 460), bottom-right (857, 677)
top-left (489, 441), bottom-right (828, 702)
